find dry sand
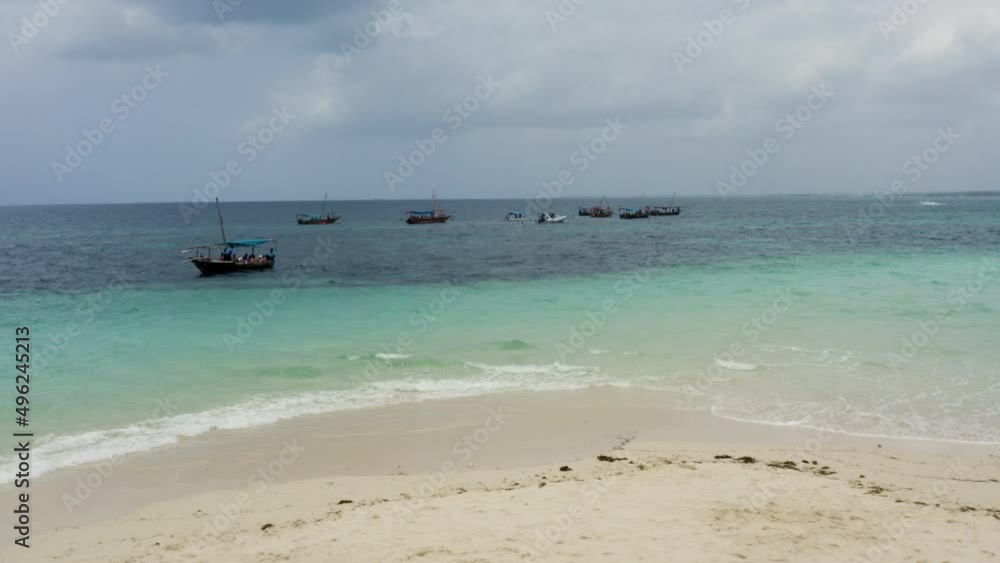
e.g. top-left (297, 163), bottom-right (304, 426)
top-left (4, 388), bottom-right (999, 562)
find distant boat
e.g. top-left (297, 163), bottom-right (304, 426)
top-left (505, 212), bottom-right (526, 222)
top-left (405, 190), bottom-right (452, 224)
top-left (647, 206), bottom-right (681, 216)
top-left (537, 212), bottom-right (567, 224)
top-left (297, 192), bottom-right (339, 225)
top-left (579, 198), bottom-right (613, 217)
top-left (647, 193), bottom-right (681, 216)
top-left (183, 198), bottom-right (276, 276)
top-left (297, 213), bottom-right (339, 225)
top-left (619, 207), bottom-right (650, 219)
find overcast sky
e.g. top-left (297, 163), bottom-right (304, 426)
top-left (1, 0), bottom-right (997, 204)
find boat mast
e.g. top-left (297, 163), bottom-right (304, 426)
top-left (432, 189), bottom-right (437, 211)
top-left (670, 192), bottom-right (676, 206)
top-left (322, 192), bottom-right (328, 214)
top-left (215, 197), bottom-right (227, 244)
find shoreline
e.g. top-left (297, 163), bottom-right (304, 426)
top-left (6, 387), bottom-right (1000, 561)
top-left (707, 410), bottom-right (1000, 447)
top-left (11, 376), bottom-right (998, 484)
top-left (11, 388), bottom-right (1000, 521)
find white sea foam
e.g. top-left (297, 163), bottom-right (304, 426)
top-left (713, 358), bottom-right (759, 371)
top-left (345, 353), bottom-right (412, 361)
top-left (920, 201), bottom-right (944, 206)
top-left (375, 353), bottom-right (411, 360)
top-left (0, 361), bottom-right (616, 478)
top-left (1, 391), bottom-right (378, 478)
top-left (710, 400), bottom-right (1000, 445)
top-left (588, 349), bottom-right (612, 355)
top-left (753, 345), bottom-right (861, 368)
top-left (10, 355), bottom-right (995, 477)
top-left (463, 361), bottom-right (603, 383)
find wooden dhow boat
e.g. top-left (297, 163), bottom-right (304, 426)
top-left (183, 198), bottom-right (277, 276)
top-left (647, 193), bottom-right (682, 216)
top-left (619, 207), bottom-right (650, 219)
top-left (405, 190), bottom-right (452, 224)
top-left (297, 192), bottom-right (340, 225)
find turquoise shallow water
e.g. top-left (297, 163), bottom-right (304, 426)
top-left (1, 195), bottom-right (999, 474)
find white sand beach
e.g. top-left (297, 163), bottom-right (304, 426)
top-left (4, 388), bottom-right (999, 562)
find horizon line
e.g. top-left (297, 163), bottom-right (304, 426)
top-left (1, 190), bottom-right (997, 208)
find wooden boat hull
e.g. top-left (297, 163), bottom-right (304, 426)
top-left (406, 215), bottom-right (452, 224)
top-left (190, 258), bottom-right (274, 277)
top-left (297, 217), bottom-right (339, 225)
top-left (407, 191), bottom-right (451, 224)
top-left (581, 207), bottom-right (613, 217)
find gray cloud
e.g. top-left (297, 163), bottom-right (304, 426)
top-left (1, 0), bottom-right (998, 204)
top-left (120, 0), bottom-right (363, 25)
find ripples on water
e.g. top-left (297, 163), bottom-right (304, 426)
top-left (2, 194), bottom-right (998, 292)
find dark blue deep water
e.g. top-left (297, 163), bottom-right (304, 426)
top-left (2, 194), bottom-right (999, 293)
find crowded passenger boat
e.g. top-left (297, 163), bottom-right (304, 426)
top-left (406, 190), bottom-right (452, 224)
top-left (619, 207), bottom-right (650, 219)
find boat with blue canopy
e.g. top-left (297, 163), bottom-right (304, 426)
top-left (182, 199), bottom-right (277, 276)
top-left (405, 190), bottom-right (452, 224)
top-left (619, 207), bottom-right (650, 219)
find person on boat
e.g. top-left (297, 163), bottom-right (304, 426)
top-left (222, 246), bottom-right (234, 261)
top-left (267, 248), bottom-right (276, 262)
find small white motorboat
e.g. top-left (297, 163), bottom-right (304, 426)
top-left (537, 212), bottom-right (567, 224)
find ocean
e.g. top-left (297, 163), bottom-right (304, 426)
top-left (2, 194), bottom-right (999, 476)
